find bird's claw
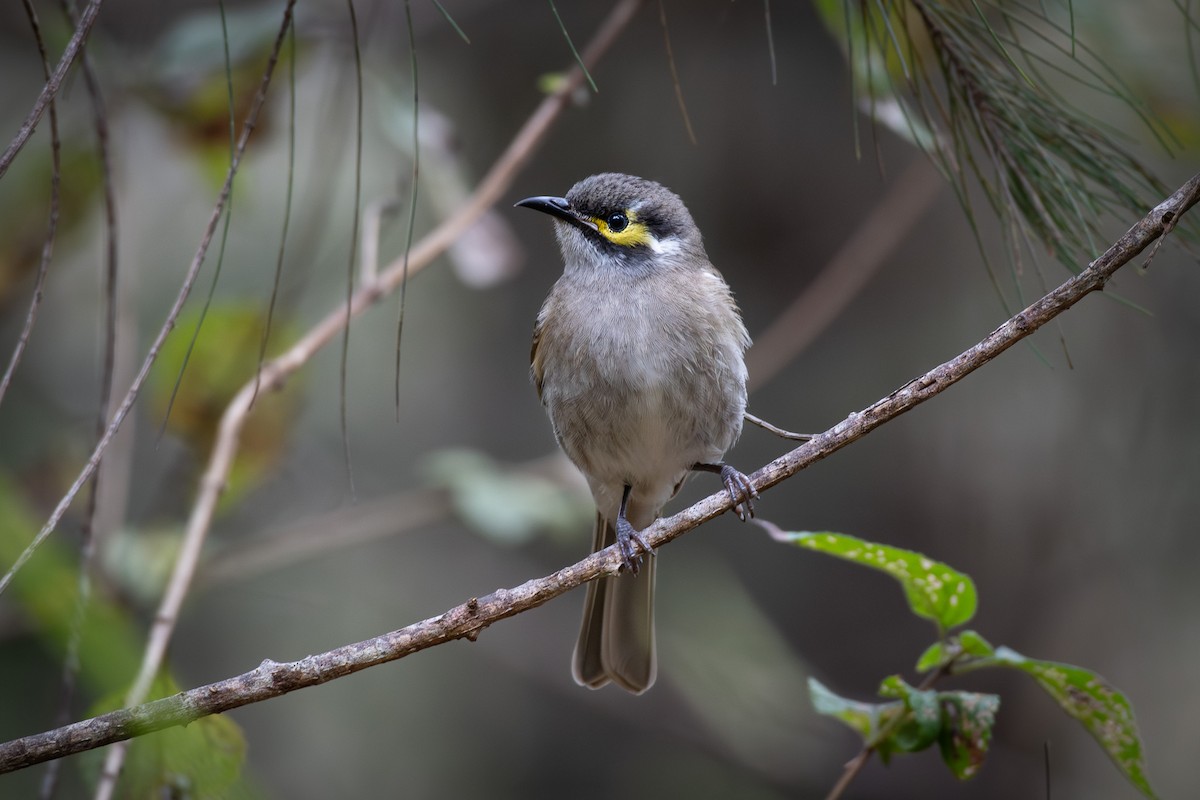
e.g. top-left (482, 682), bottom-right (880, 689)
top-left (720, 464), bottom-right (758, 521)
top-left (615, 517), bottom-right (653, 575)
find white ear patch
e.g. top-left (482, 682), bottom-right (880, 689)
top-left (646, 234), bottom-right (682, 257)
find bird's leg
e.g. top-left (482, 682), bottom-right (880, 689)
top-left (615, 484), bottom-right (653, 574)
top-left (692, 462), bottom-right (758, 521)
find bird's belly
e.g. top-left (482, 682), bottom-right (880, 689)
top-left (547, 358), bottom-right (735, 524)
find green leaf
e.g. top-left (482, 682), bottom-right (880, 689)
top-left (808, 677), bottom-right (900, 742)
top-left (783, 532), bottom-right (977, 630)
top-left (151, 305), bottom-right (301, 507)
top-left (937, 691), bottom-right (1000, 780)
top-left (85, 675), bottom-right (248, 797)
top-left (891, 692), bottom-right (942, 756)
top-left (915, 641), bottom-right (948, 673)
top-left (957, 629), bottom-right (995, 657)
top-left (876, 674), bottom-right (910, 699)
top-left (0, 478), bottom-right (144, 693)
top-left (877, 676), bottom-right (942, 756)
top-left (811, 676), bottom-right (998, 782)
top-left (978, 646), bottom-right (1157, 798)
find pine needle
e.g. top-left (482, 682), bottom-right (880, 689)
top-left (548, 0), bottom-right (598, 92)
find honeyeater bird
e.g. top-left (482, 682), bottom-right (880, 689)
top-left (517, 173), bottom-right (756, 693)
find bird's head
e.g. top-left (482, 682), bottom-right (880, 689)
top-left (516, 173), bottom-right (704, 274)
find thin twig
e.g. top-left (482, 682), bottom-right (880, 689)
top-left (0, 0), bottom-right (103, 180)
top-left (549, 0), bottom-right (599, 93)
top-left (431, 0), bottom-right (470, 44)
top-left (252, 17), bottom-right (297, 407)
top-left (50, 1), bottom-right (119, 792)
top-left (0, 0), bottom-right (63, 409)
top-left (658, 0), bottom-right (697, 145)
top-left (156, 0), bottom-right (241, 444)
top-left (60, 0), bottom-right (120, 606)
top-left (395, 0), bottom-right (420, 417)
top-left (360, 198), bottom-right (401, 285)
top-left (339, 0), bottom-right (364, 497)
top-left (824, 656), bottom-right (958, 800)
top-left (2, 168), bottom-right (1195, 777)
top-left (743, 412), bottom-right (813, 441)
top-left (15, 1), bottom-right (65, 796)
top-left (763, 0), bottom-right (778, 85)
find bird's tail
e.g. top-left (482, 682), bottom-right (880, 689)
top-left (572, 512), bottom-right (657, 693)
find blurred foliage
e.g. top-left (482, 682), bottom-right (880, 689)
top-left (423, 448), bottom-right (590, 544)
top-left (137, 4), bottom-right (297, 182)
top-left (0, 477), bottom-right (142, 694)
top-left (82, 674), bottom-right (253, 799)
top-left (661, 557), bottom-right (820, 777)
top-left (150, 304), bottom-right (300, 509)
top-left (99, 524), bottom-right (185, 606)
top-left (0, 144), bottom-right (101, 307)
top-left (1, 469), bottom-right (251, 792)
top-left (814, 0), bottom-right (1184, 306)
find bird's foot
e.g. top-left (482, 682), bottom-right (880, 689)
top-left (615, 516), bottom-right (653, 575)
top-left (718, 464), bottom-right (757, 521)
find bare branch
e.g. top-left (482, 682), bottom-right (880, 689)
top-left (2, 169), bottom-right (1195, 777)
top-left (0, 0), bottom-right (104, 180)
top-left (42, 0), bottom-right (119, 791)
top-left (0, 0), bottom-right (63, 408)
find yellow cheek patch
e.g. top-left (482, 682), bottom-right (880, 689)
top-left (593, 211), bottom-right (654, 248)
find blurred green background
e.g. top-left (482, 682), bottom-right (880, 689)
top-left (1, 1), bottom-right (1198, 797)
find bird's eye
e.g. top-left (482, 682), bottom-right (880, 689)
top-left (606, 212), bottom-right (629, 233)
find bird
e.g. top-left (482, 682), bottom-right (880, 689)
top-left (516, 173), bottom-right (757, 693)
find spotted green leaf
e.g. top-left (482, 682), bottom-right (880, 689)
top-left (878, 676), bottom-right (942, 758)
top-left (979, 646), bottom-right (1157, 798)
top-left (808, 677), bottom-right (900, 741)
top-left (937, 691), bottom-right (1000, 780)
top-left (784, 532), bottom-right (977, 631)
top-left (811, 676), bottom-right (997, 782)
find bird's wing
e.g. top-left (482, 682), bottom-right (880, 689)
top-left (530, 317), bottom-right (546, 402)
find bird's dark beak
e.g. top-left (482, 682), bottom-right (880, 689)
top-left (515, 195), bottom-right (594, 232)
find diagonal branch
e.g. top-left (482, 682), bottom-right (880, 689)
top-left (0, 0), bottom-right (104, 181)
top-left (1, 168), bottom-right (1195, 776)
